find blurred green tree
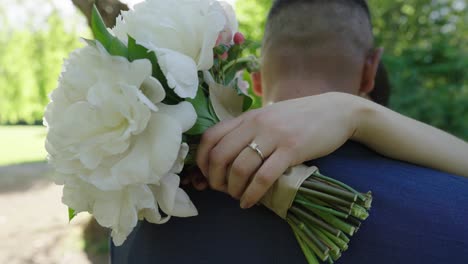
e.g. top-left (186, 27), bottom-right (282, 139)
top-left (0, 11), bottom-right (83, 124)
top-left (235, 0), bottom-right (468, 139)
top-left (0, 0), bottom-right (128, 125)
top-left (1, 0), bottom-right (466, 140)
top-left (369, 0), bottom-right (468, 139)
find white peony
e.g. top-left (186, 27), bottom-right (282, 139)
top-left (153, 48), bottom-right (199, 100)
top-left (61, 142), bottom-right (197, 247)
top-left (109, 102), bottom-right (197, 189)
top-left (62, 178), bottom-right (158, 246)
top-left (45, 42), bottom-right (198, 190)
top-left (112, 0), bottom-right (229, 99)
top-left (45, 42), bottom-right (199, 245)
top-left (45, 42), bottom-right (165, 188)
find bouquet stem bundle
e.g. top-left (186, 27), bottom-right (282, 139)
top-left (286, 171), bottom-right (372, 264)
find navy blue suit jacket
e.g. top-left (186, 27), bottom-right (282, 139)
top-left (111, 142), bottom-right (468, 263)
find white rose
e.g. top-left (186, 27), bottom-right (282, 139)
top-left (112, 0), bottom-right (227, 98)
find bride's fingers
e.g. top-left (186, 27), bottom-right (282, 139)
top-left (207, 123), bottom-right (255, 192)
top-left (196, 117), bottom-right (242, 176)
top-left (240, 149), bottom-right (292, 209)
top-left (227, 138), bottom-right (276, 199)
top-left (192, 173), bottom-right (209, 191)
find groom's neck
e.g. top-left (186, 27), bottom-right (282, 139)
top-left (261, 49), bottom-right (364, 105)
top-left (264, 76), bottom-right (360, 104)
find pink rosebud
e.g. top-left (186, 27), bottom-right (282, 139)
top-left (219, 52), bottom-right (229, 61)
top-left (233, 32), bottom-right (245, 45)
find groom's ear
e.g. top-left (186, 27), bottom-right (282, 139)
top-left (251, 71), bottom-right (263, 96)
top-left (359, 47), bottom-right (383, 95)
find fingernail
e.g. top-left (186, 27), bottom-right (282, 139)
top-left (240, 198), bottom-right (248, 209)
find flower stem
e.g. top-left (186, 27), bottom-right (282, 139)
top-left (310, 208), bottom-right (356, 236)
top-left (356, 191), bottom-right (373, 209)
top-left (303, 179), bottom-right (358, 202)
top-left (288, 219), bottom-right (320, 264)
top-left (309, 226), bottom-right (341, 259)
top-left (338, 232), bottom-right (350, 244)
top-left (289, 214), bottom-right (330, 261)
top-left (299, 195), bottom-right (352, 216)
top-left (351, 204), bottom-right (369, 220)
top-left (221, 57), bottom-right (253, 73)
top-left (294, 196), bottom-right (349, 219)
top-left (311, 171), bottom-right (367, 201)
top-left (345, 215), bottom-right (362, 230)
top-left (290, 206), bottom-right (341, 237)
top-left (313, 226), bottom-right (348, 251)
top-left (298, 187), bottom-right (354, 208)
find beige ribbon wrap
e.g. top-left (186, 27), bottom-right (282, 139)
top-left (260, 164), bottom-right (318, 219)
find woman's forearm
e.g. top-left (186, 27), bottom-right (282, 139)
top-left (351, 97), bottom-right (468, 177)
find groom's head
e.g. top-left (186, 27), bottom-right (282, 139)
top-left (253, 0), bottom-right (383, 104)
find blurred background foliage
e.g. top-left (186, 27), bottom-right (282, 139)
top-left (0, 9), bottom-right (84, 125)
top-left (0, 0), bottom-right (466, 139)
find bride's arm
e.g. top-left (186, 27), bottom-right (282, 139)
top-left (351, 94), bottom-right (468, 177)
top-left (196, 91), bottom-right (467, 208)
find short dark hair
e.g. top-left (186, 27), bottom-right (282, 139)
top-left (264, 0), bottom-right (391, 106)
top-left (263, 0), bottom-right (374, 55)
top-left (268, 0), bottom-right (372, 21)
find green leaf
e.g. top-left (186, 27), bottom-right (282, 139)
top-left (214, 44), bottom-right (230, 55)
top-left (128, 36), bottom-right (150, 61)
top-left (242, 94), bottom-right (253, 111)
top-left (207, 96), bottom-right (218, 121)
top-left (186, 117), bottom-right (217, 135)
top-left (82, 38), bottom-right (97, 48)
top-left (91, 5), bottom-right (113, 46)
top-left (108, 38), bottom-right (128, 57)
top-left (68, 207), bottom-right (76, 222)
top-left (186, 88), bottom-right (218, 135)
top-left (243, 39), bottom-right (262, 52)
top-left (91, 5), bottom-right (127, 57)
top-left (223, 62), bottom-right (248, 86)
top-left (227, 44), bottom-right (241, 61)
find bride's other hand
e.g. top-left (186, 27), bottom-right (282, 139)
top-left (196, 92), bottom-right (361, 209)
top-left (181, 167), bottom-right (209, 191)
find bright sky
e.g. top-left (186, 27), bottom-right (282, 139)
top-left (1, 0), bottom-right (237, 31)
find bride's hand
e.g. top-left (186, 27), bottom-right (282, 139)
top-left (196, 92), bottom-right (364, 209)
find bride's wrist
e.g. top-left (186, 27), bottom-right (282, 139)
top-left (349, 95), bottom-right (378, 144)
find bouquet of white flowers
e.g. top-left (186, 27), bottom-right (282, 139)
top-left (44, 1), bottom-right (372, 263)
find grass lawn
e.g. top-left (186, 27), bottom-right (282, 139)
top-left (0, 126), bottom-right (47, 166)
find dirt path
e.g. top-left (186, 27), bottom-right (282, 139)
top-left (0, 163), bottom-right (107, 264)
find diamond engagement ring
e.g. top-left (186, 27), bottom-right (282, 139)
top-left (248, 141), bottom-right (265, 161)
